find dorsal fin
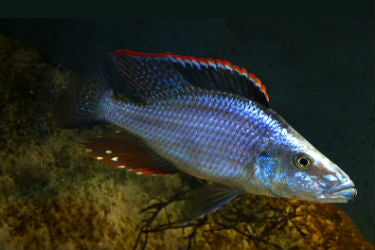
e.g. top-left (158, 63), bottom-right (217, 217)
top-left (80, 131), bottom-right (179, 175)
top-left (109, 50), bottom-right (270, 107)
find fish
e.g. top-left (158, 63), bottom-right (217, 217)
top-left (61, 49), bottom-right (357, 221)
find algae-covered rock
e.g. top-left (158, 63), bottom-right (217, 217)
top-left (0, 32), bottom-right (373, 250)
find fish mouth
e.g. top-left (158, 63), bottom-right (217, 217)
top-left (319, 179), bottom-right (357, 203)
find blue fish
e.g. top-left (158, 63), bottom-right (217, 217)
top-left (63, 50), bottom-right (357, 221)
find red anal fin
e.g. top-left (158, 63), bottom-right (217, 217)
top-left (80, 131), bottom-right (178, 175)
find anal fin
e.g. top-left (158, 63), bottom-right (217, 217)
top-left (80, 131), bottom-right (178, 175)
top-left (181, 183), bottom-right (242, 222)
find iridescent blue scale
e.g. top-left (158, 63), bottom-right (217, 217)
top-left (101, 91), bottom-right (277, 188)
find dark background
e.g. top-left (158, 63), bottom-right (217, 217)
top-left (0, 18), bottom-right (373, 243)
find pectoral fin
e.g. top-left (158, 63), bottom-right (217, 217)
top-left (181, 183), bottom-right (242, 222)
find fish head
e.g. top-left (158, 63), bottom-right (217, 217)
top-left (253, 126), bottom-right (357, 203)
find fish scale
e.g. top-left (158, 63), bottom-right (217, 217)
top-left (100, 91), bottom-right (272, 187)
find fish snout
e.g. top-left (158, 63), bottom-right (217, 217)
top-left (322, 179), bottom-right (357, 203)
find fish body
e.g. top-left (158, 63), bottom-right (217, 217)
top-left (65, 50), bottom-right (356, 220)
top-left (101, 91), bottom-right (264, 189)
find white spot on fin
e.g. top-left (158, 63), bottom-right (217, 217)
top-left (96, 156), bottom-right (104, 160)
top-left (105, 150), bottom-right (112, 155)
top-left (111, 157), bottom-right (119, 162)
top-left (117, 165), bottom-right (126, 169)
top-left (85, 149), bottom-right (93, 153)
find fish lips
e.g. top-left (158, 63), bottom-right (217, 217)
top-left (319, 179), bottom-right (357, 203)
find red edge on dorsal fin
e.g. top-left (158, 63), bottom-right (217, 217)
top-left (233, 65), bottom-right (240, 74)
top-left (109, 49), bottom-right (269, 102)
top-left (108, 49), bottom-right (175, 58)
top-left (223, 60), bottom-right (232, 71)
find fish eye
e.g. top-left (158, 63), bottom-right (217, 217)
top-left (294, 153), bottom-right (312, 170)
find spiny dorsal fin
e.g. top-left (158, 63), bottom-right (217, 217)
top-left (80, 131), bottom-right (179, 175)
top-left (109, 50), bottom-right (269, 107)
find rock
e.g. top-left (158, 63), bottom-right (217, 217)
top-left (0, 32), bottom-right (373, 250)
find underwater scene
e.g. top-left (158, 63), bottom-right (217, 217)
top-left (0, 19), bottom-right (374, 250)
